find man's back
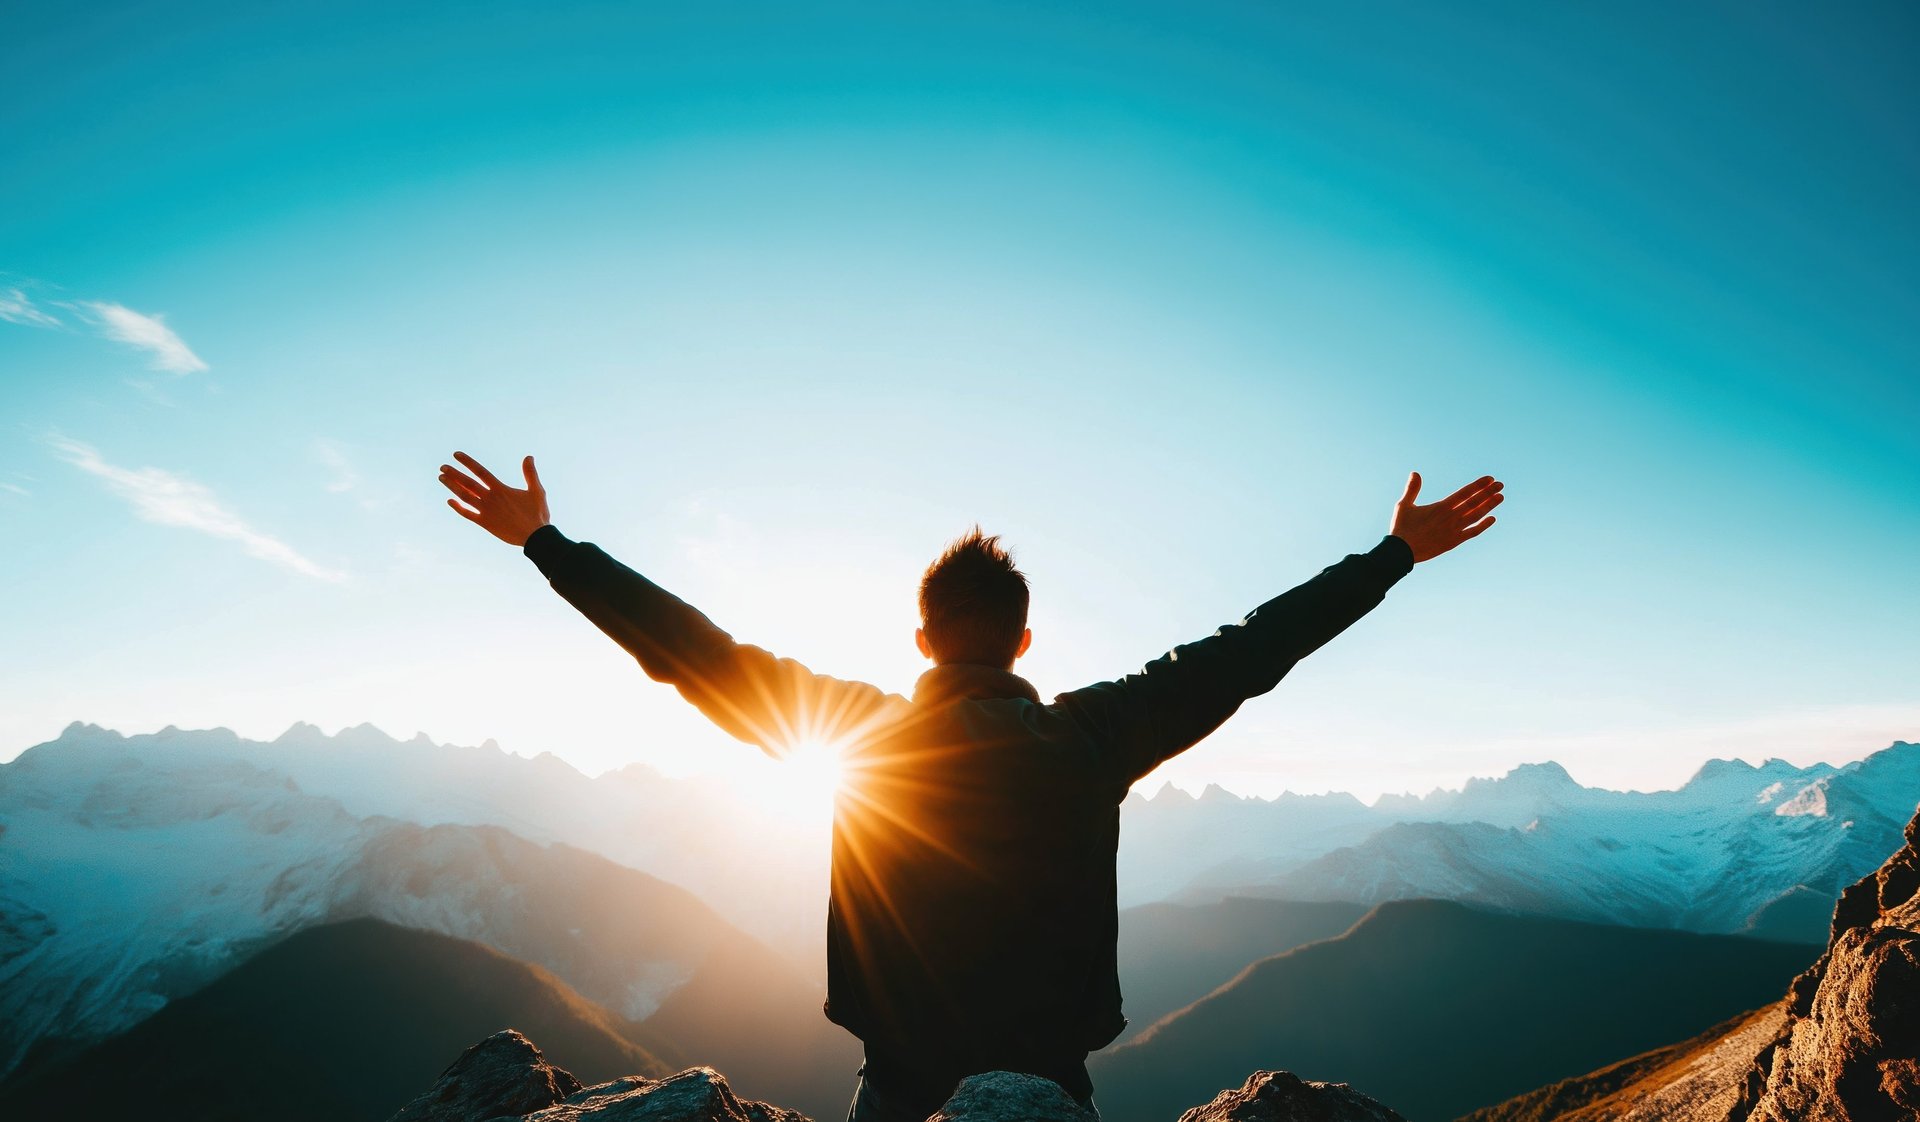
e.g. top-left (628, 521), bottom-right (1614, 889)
top-left (511, 520), bottom-right (1420, 1074)
top-left (438, 449), bottom-right (1503, 1119)
top-left (827, 663), bottom-right (1133, 1076)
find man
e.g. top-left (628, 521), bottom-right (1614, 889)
top-left (440, 451), bottom-right (1503, 1122)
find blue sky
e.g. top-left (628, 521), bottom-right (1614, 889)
top-left (2, 0), bottom-right (1915, 799)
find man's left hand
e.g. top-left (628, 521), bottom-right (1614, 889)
top-left (439, 451), bottom-right (550, 547)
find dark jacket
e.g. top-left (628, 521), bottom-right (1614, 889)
top-left (523, 525), bottom-right (1414, 1072)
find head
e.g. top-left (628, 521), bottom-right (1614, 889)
top-left (915, 526), bottom-right (1032, 669)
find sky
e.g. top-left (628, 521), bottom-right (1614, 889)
top-left (2, 0), bottom-right (1915, 801)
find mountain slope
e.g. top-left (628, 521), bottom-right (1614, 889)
top-left (0, 729), bottom-right (858, 1117)
top-left (0, 918), bottom-right (669, 1122)
top-left (1087, 901), bottom-right (1819, 1122)
top-left (1114, 897), bottom-right (1370, 1042)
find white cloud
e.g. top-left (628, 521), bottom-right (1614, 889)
top-left (0, 287), bottom-right (60, 328)
top-left (314, 438), bottom-right (360, 493)
top-left (49, 437), bottom-right (345, 582)
top-left (0, 482), bottom-right (28, 497)
top-left (76, 301), bottom-right (208, 373)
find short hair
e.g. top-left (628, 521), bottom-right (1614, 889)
top-left (918, 526), bottom-right (1030, 668)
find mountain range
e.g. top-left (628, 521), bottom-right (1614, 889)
top-left (0, 724), bottom-right (857, 1116)
top-left (15, 721), bottom-right (1911, 946)
top-left (2, 721), bottom-right (1913, 1120)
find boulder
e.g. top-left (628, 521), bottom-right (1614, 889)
top-left (1175, 1070), bottom-right (1407, 1122)
top-left (926, 1070), bottom-right (1099, 1121)
top-left (385, 1031), bottom-right (804, 1122)
top-left (522, 1067), bottom-right (808, 1121)
top-left (389, 1030), bottom-right (584, 1121)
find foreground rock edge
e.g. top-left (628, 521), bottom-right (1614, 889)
top-left (387, 1031), bottom-right (1407, 1121)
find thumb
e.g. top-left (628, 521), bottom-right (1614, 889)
top-left (523, 455), bottom-right (542, 490)
top-left (1399, 471), bottom-right (1421, 506)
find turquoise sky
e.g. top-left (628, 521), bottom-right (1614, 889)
top-left (3, 1), bottom-right (1915, 799)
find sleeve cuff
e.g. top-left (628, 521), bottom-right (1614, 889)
top-left (522, 523), bottom-right (571, 576)
top-left (1370, 534), bottom-right (1416, 581)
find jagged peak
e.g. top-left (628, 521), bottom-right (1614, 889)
top-left (1681, 755), bottom-right (1769, 789)
top-left (1151, 781), bottom-right (1197, 803)
top-left (1272, 789), bottom-right (1368, 809)
top-left (1460, 759), bottom-right (1579, 794)
top-left (150, 724), bottom-right (240, 743)
top-left (1197, 782), bottom-right (1239, 803)
top-left (58, 720), bottom-right (121, 740)
top-left (275, 721), bottom-right (327, 743)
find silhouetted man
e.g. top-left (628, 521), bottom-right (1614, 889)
top-left (440, 451), bottom-right (1503, 1122)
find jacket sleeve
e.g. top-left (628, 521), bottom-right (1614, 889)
top-left (522, 524), bottom-right (897, 759)
top-left (1055, 535), bottom-right (1416, 787)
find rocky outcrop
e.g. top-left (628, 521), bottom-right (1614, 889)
top-left (1463, 802), bottom-right (1920, 1122)
top-left (391, 1033), bottom-right (1406, 1122)
top-left (1175, 1070), bottom-right (1407, 1121)
top-left (390, 1031), bottom-right (584, 1121)
top-left (927, 1071), bottom-right (1097, 1121)
top-left (388, 1031), bottom-right (806, 1122)
top-left (1748, 805), bottom-right (1920, 1121)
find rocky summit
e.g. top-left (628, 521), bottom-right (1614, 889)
top-left (1749, 804), bottom-right (1920, 1121)
top-left (389, 1031), bottom-right (807, 1122)
top-left (1174, 1071), bottom-right (1407, 1122)
top-left (388, 1033), bottom-right (1404, 1122)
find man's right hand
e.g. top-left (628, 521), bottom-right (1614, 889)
top-left (439, 451), bottom-right (551, 547)
top-left (1390, 472), bottom-right (1503, 563)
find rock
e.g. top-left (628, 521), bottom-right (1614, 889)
top-left (523, 1067), bottom-right (809, 1121)
top-left (926, 1071), bottom-right (1098, 1121)
top-left (385, 1032), bottom-right (805, 1122)
top-left (1747, 802), bottom-right (1920, 1122)
top-left (1175, 1070), bottom-right (1408, 1122)
top-left (388, 1030), bottom-right (583, 1122)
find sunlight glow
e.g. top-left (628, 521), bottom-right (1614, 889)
top-left (738, 736), bottom-right (849, 832)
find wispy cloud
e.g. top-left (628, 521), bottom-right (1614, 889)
top-left (74, 301), bottom-right (208, 373)
top-left (314, 438), bottom-right (360, 493)
top-left (0, 482), bottom-right (29, 497)
top-left (48, 437), bottom-right (345, 582)
top-left (0, 286), bottom-right (61, 328)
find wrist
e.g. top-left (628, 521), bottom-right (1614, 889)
top-left (1373, 534), bottom-right (1417, 578)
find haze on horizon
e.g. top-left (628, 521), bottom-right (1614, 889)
top-left (2, 1), bottom-right (1915, 801)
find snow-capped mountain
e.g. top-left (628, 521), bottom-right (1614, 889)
top-left (0, 725), bottom-right (822, 1084)
top-left (1152, 745), bottom-right (1920, 940)
top-left (3, 720), bottom-right (1913, 1085)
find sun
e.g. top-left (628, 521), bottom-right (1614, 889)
top-left (780, 736), bottom-right (850, 804)
top-left (734, 735), bottom-right (850, 833)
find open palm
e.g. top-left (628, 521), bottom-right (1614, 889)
top-left (439, 451), bottom-right (551, 547)
top-left (1390, 472), bottom-right (1503, 562)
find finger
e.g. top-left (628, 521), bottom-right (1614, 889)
top-left (1444, 476), bottom-right (1498, 508)
top-left (447, 497), bottom-right (484, 523)
top-left (1448, 482), bottom-right (1501, 512)
top-left (453, 451), bottom-right (505, 490)
top-left (1460, 515), bottom-right (1496, 540)
top-left (440, 462), bottom-right (488, 495)
top-left (1456, 492), bottom-right (1505, 522)
top-left (438, 470), bottom-right (485, 504)
top-left (1399, 471), bottom-right (1421, 506)
top-left (523, 455), bottom-right (542, 491)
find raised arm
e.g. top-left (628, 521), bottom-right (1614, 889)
top-left (1058, 471), bottom-right (1503, 786)
top-left (439, 451), bottom-right (897, 758)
